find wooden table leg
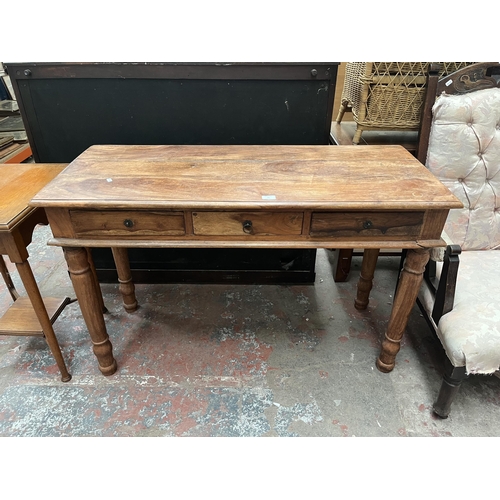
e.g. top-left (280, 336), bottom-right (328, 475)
top-left (111, 247), bottom-right (138, 313)
top-left (87, 248), bottom-right (108, 314)
top-left (0, 255), bottom-right (20, 301)
top-left (376, 247), bottom-right (430, 373)
top-left (15, 260), bottom-right (72, 382)
top-left (355, 248), bottom-right (380, 310)
top-left (63, 246), bottom-right (117, 376)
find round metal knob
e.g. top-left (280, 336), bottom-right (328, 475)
top-left (363, 220), bottom-right (373, 230)
top-left (311, 69), bottom-right (318, 77)
top-left (123, 219), bottom-right (134, 228)
top-left (242, 220), bottom-right (253, 234)
top-left (24, 69), bottom-right (32, 77)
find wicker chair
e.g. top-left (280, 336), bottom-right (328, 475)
top-left (336, 62), bottom-right (474, 144)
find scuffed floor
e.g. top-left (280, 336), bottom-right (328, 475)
top-left (0, 225), bottom-right (499, 437)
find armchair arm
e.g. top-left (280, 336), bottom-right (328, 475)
top-left (431, 244), bottom-right (462, 324)
top-left (429, 229), bottom-right (454, 263)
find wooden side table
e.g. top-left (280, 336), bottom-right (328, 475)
top-left (0, 163), bottom-right (72, 381)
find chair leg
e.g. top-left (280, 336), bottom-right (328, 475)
top-left (336, 103), bottom-right (348, 123)
top-left (352, 126), bottom-right (363, 145)
top-left (333, 249), bottom-right (354, 282)
top-left (433, 358), bottom-right (467, 418)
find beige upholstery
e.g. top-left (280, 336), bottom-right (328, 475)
top-left (420, 252), bottom-right (500, 374)
top-left (419, 87), bottom-right (500, 374)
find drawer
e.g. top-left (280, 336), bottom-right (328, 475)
top-left (70, 210), bottom-right (185, 238)
top-left (310, 211), bottom-right (424, 239)
top-left (193, 211), bottom-right (303, 236)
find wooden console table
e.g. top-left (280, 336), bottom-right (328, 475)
top-left (30, 145), bottom-right (462, 376)
top-left (0, 163), bottom-right (71, 381)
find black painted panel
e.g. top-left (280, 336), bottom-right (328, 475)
top-left (17, 78), bottom-right (331, 162)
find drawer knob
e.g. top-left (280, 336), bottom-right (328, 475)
top-left (242, 220), bottom-right (253, 234)
top-left (363, 220), bottom-right (373, 230)
top-left (123, 219), bottom-right (134, 228)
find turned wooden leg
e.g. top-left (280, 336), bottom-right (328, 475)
top-left (0, 255), bottom-right (20, 301)
top-left (63, 247), bottom-right (117, 376)
top-left (15, 260), bottom-right (71, 382)
top-left (111, 247), bottom-right (138, 313)
top-left (355, 248), bottom-right (380, 310)
top-left (376, 248), bottom-right (430, 373)
top-left (87, 248), bottom-right (108, 313)
top-left (433, 358), bottom-right (467, 418)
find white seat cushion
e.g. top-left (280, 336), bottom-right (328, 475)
top-left (419, 250), bottom-right (500, 374)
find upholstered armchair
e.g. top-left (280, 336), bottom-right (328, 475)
top-left (416, 62), bottom-right (500, 418)
top-left (336, 62), bottom-right (474, 145)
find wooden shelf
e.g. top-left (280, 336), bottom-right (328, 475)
top-left (0, 296), bottom-right (71, 336)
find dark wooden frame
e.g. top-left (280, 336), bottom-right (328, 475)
top-left (416, 62), bottom-right (500, 418)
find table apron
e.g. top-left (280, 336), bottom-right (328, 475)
top-left (47, 237), bottom-right (446, 249)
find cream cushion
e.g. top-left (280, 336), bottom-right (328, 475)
top-left (426, 87), bottom-right (500, 250)
top-left (419, 251), bottom-right (500, 374)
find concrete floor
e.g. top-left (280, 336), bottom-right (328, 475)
top-left (1, 224), bottom-right (499, 437)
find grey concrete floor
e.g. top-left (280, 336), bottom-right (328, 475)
top-left (0, 224), bottom-right (499, 437)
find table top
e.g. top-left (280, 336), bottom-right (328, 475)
top-left (0, 163), bottom-right (66, 230)
top-left (30, 145), bottom-right (462, 212)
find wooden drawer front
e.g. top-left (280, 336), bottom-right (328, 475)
top-left (193, 211), bottom-right (303, 236)
top-left (70, 210), bottom-right (185, 238)
top-left (310, 211), bottom-right (424, 238)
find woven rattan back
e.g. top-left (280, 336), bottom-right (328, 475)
top-left (337, 62), bottom-right (475, 144)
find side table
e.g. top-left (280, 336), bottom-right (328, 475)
top-left (0, 163), bottom-right (71, 381)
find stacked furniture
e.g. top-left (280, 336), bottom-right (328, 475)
top-left (0, 67), bottom-right (32, 163)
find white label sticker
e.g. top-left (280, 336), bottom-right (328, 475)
top-left (445, 79), bottom-right (453, 87)
top-left (262, 195), bottom-right (276, 200)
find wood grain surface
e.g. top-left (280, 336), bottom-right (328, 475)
top-left (30, 145), bottom-right (462, 211)
top-left (0, 163), bottom-right (67, 229)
